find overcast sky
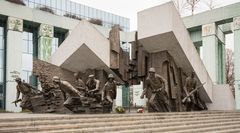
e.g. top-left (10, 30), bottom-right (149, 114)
top-left (70, 0), bottom-right (240, 50)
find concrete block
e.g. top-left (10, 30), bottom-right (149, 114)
top-left (207, 84), bottom-right (235, 110)
top-left (137, 2), bottom-right (213, 102)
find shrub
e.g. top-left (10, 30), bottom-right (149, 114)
top-left (6, 0), bottom-right (25, 6)
top-left (89, 18), bottom-right (103, 26)
top-left (64, 13), bottom-right (82, 20)
top-left (38, 6), bottom-right (54, 14)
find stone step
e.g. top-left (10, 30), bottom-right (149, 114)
top-left (163, 123), bottom-right (240, 133)
top-left (1, 116), bottom-right (240, 133)
top-left (1, 111), bottom-right (240, 123)
top-left (0, 115), bottom-right (239, 129)
top-left (208, 128), bottom-right (240, 133)
top-left (115, 123), bottom-right (240, 133)
top-left (34, 119), bottom-right (240, 133)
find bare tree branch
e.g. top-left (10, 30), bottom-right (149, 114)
top-left (226, 48), bottom-right (235, 97)
top-left (203, 0), bottom-right (220, 10)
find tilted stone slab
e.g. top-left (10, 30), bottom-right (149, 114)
top-left (50, 20), bottom-right (123, 83)
top-left (137, 2), bottom-right (213, 102)
top-left (50, 20), bottom-right (110, 68)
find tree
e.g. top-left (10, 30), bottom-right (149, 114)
top-left (203, 0), bottom-right (219, 10)
top-left (186, 0), bottom-right (201, 15)
top-left (226, 49), bottom-right (235, 97)
top-left (172, 0), bottom-right (189, 15)
top-left (172, 0), bottom-right (202, 16)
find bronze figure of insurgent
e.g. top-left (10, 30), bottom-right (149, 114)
top-left (14, 77), bottom-right (38, 111)
top-left (102, 74), bottom-right (117, 104)
top-left (73, 72), bottom-right (86, 94)
top-left (184, 71), bottom-right (207, 111)
top-left (52, 76), bottom-right (83, 111)
top-left (86, 74), bottom-right (100, 94)
top-left (140, 68), bottom-right (170, 112)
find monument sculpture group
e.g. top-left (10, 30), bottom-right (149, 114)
top-left (13, 72), bottom-right (119, 113)
top-left (12, 25), bottom-right (207, 114)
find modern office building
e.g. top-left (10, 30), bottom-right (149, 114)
top-left (23, 0), bottom-right (130, 31)
top-left (0, 0), bottom-right (131, 111)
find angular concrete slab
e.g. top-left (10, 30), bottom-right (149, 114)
top-left (138, 2), bottom-right (213, 102)
top-left (50, 20), bottom-right (122, 82)
top-left (51, 20), bottom-right (110, 67)
top-left (207, 84), bottom-right (235, 110)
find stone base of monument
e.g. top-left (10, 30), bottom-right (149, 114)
top-left (1, 111), bottom-right (240, 132)
top-left (30, 90), bottom-right (71, 114)
top-left (29, 93), bottom-right (112, 114)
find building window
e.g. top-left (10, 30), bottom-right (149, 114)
top-left (22, 32), bottom-right (34, 84)
top-left (51, 37), bottom-right (59, 55)
top-left (51, 28), bottom-right (67, 55)
top-left (23, 0), bottom-right (130, 31)
top-left (0, 20), bottom-right (6, 109)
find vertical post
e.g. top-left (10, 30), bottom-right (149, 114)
top-left (217, 26), bottom-right (226, 84)
top-left (233, 17), bottom-right (240, 109)
top-left (38, 24), bottom-right (54, 61)
top-left (202, 23), bottom-right (218, 84)
top-left (6, 17), bottom-right (23, 112)
top-left (222, 42), bottom-right (226, 84)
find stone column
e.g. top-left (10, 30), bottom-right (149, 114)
top-left (233, 17), bottom-right (240, 109)
top-left (38, 24), bottom-right (53, 61)
top-left (216, 25), bottom-right (226, 84)
top-left (202, 23), bottom-right (218, 84)
top-left (6, 17), bottom-right (23, 112)
top-left (222, 42), bottom-right (226, 84)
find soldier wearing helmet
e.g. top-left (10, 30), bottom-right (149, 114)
top-left (184, 71), bottom-right (207, 111)
top-left (14, 77), bottom-right (38, 111)
top-left (102, 73), bottom-right (123, 112)
top-left (140, 67), bottom-right (170, 112)
top-left (52, 76), bottom-right (83, 111)
top-left (102, 74), bottom-right (117, 103)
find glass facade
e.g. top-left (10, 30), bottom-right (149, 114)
top-left (22, 31), bottom-right (34, 84)
top-left (21, 22), bottom-right (38, 88)
top-left (0, 20), bottom-right (5, 109)
top-left (51, 37), bottom-right (59, 55)
top-left (22, 0), bottom-right (130, 31)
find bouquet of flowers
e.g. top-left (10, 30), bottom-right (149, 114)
top-left (115, 106), bottom-right (125, 113)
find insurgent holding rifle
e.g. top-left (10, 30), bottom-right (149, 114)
top-left (14, 77), bottom-right (39, 111)
top-left (183, 71), bottom-right (207, 111)
top-left (140, 67), bottom-right (170, 112)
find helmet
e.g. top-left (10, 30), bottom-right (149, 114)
top-left (53, 76), bottom-right (60, 82)
top-left (73, 72), bottom-right (79, 77)
top-left (15, 77), bottom-right (21, 82)
top-left (108, 74), bottom-right (114, 79)
top-left (88, 74), bottom-right (94, 78)
top-left (148, 67), bottom-right (156, 73)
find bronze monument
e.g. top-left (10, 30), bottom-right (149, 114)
top-left (140, 68), bottom-right (170, 112)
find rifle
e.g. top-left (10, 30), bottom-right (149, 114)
top-left (12, 99), bottom-right (22, 107)
top-left (182, 82), bottom-right (206, 103)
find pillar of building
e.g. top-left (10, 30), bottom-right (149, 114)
top-left (38, 24), bottom-right (54, 61)
top-left (202, 23), bottom-right (219, 84)
top-left (217, 26), bottom-right (226, 84)
top-left (221, 41), bottom-right (226, 84)
top-left (233, 17), bottom-right (240, 109)
top-left (6, 17), bottom-right (23, 112)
